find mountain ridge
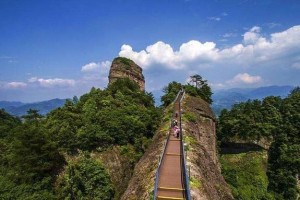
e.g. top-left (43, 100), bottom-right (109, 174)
top-left (0, 98), bottom-right (67, 116)
top-left (212, 85), bottom-right (294, 115)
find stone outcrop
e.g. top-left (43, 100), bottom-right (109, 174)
top-left (108, 57), bottom-right (145, 91)
top-left (182, 95), bottom-right (233, 199)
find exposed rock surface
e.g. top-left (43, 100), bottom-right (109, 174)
top-left (108, 57), bottom-right (145, 91)
top-left (182, 95), bottom-right (233, 199)
top-left (92, 147), bottom-right (134, 200)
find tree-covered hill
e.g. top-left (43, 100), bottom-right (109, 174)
top-left (0, 78), bottom-right (162, 199)
top-left (217, 87), bottom-right (300, 199)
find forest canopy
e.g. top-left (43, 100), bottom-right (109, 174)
top-left (0, 78), bottom-right (161, 199)
top-left (217, 87), bottom-right (300, 199)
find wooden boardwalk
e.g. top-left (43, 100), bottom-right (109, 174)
top-left (156, 93), bottom-right (185, 200)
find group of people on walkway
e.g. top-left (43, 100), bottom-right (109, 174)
top-left (172, 117), bottom-right (180, 138)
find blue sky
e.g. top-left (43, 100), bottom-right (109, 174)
top-left (1, 0), bottom-right (300, 102)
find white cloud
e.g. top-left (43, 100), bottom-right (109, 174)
top-left (29, 77), bottom-right (75, 88)
top-left (0, 82), bottom-right (27, 89)
top-left (0, 81), bottom-right (27, 90)
top-left (119, 40), bottom-right (219, 69)
top-left (119, 25), bottom-right (300, 71)
top-left (7, 82), bottom-right (27, 88)
top-left (119, 44), bottom-right (151, 67)
top-left (208, 17), bottom-right (221, 21)
top-left (101, 61), bottom-right (111, 68)
top-left (81, 61), bottom-right (111, 73)
top-left (80, 60), bottom-right (111, 83)
top-left (227, 73), bottom-right (262, 85)
top-left (81, 62), bottom-right (100, 72)
top-left (243, 26), bottom-right (261, 44)
top-left (209, 82), bottom-right (226, 89)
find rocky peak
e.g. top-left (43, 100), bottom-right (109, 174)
top-left (108, 57), bottom-right (145, 91)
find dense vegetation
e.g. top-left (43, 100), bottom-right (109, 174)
top-left (0, 78), bottom-right (161, 199)
top-left (161, 74), bottom-right (213, 107)
top-left (218, 87), bottom-right (300, 199)
top-left (220, 151), bottom-right (273, 199)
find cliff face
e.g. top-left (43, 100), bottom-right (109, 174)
top-left (92, 147), bottom-right (134, 200)
top-left (182, 95), bottom-right (233, 199)
top-left (108, 57), bottom-right (145, 91)
top-left (121, 95), bottom-right (233, 200)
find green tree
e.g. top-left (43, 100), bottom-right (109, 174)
top-left (22, 109), bottom-right (43, 122)
top-left (0, 110), bottom-right (65, 199)
top-left (160, 81), bottom-right (182, 107)
top-left (0, 108), bottom-right (21, 138)
top-left (185, 74), bottom-right (213, 104)
top-left (56, 154), bottom-right (114, 200)
top-left (267, 88), bottom-right (300, 199)
top-left (10, 122), bottom-right (65, 183)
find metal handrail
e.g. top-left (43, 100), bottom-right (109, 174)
top-left (179, 90), bottom-right (192, 200)
top-left (153, 90), bottom-right (183, 199)
top-left (153, 133), bottom-right (170, 199)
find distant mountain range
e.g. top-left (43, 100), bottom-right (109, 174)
top-left (0, 98), bottom-right (67, 117)
top-left (212, 85), bottom-right (294, 116)
top-left (0, 85), bottom-right (295, 117)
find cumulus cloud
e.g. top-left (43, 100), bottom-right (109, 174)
top-left (119, 25), bottom-right (300, 71)
top-left (28, 77), bottom-right (75, 88)
top-left (243, 26), bottom-right (261, 44)
top-left (119, 25), bottom-right (300, 88)
top-left (227, 73), bottom-right (262, 85)
top-left (119, 40), bottom-right (219, 69)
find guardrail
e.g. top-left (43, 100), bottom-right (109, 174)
top-left (153, 89), bottom-right (184, 199)
top-left (179, 90), bottom-right (191, 200)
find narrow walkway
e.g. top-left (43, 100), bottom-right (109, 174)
top-left (156, 93), bottom-right (185, 200)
